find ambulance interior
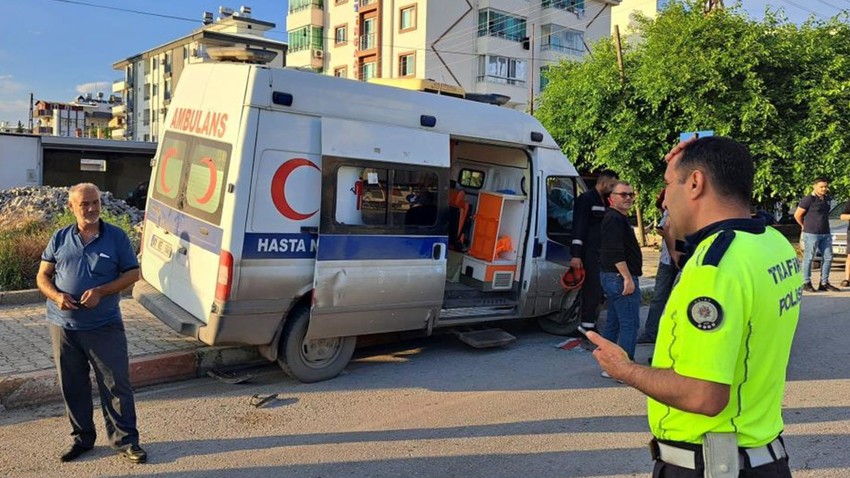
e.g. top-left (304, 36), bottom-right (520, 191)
top-left (334, 140), bottom-right (533, 317)
top-left (442, 140), bottom-right (531, 316)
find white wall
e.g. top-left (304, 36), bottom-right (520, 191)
top-left (0, 135), bottom-right (41, 189)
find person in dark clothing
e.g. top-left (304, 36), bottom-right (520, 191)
top-left (794, 177), bottom-right (839, 292)
top-left (599, 181), bottom-right (643, 365)
top-left (570, 170), bottom-right (619, 335)
top-left (36, 183), bottom-right (147, 464)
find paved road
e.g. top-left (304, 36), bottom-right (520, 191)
top-left (1, 289), bottom-right (849, 477)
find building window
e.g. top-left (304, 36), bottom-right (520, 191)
top-left (152, 58), bottom-right (158, 70)
top-left (398, 52), bottom-right (414, 77)
top-left (334, 66), bottom-right (347, 78)
top-left (288, 26), bottom-right (325, 52)
top-left (540, 24), bottom-right (584, 54)
top-left (541, 0), bottom-right (585, 15)
top-left (399, 5), bottom-right (416, 32)
top-left (540, 66), bottom-right (550, 91)
top-left (360, 17), bottom-right (376, 50)
top-left (477, 8), bottom-right (527, 42)
top-left (334, 24), bottom-right (347, 46)
top-left (289, 0), bottom-right (323, 13)
top-left (477, 55), bottom-right (526, 85)
top-left (360, 60), bottom-right (376, 80)
top-left (335, 0), bottom-right (347, 4)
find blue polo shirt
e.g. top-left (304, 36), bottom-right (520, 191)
top-left (41, 220), bottom-right (139, 330)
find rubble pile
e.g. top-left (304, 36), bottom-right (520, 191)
top-left (0, 186), bottom-right (144, 226)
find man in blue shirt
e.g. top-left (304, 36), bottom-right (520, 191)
top-left (36, 183), bottom-right (146, 464)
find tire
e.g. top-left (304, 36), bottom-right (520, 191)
top-left (537, 290), bottom-right (581, 336)
top-left (276, 305), bottom-right (356, 383)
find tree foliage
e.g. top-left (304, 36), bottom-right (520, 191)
top-left (535, 0), bottom-right (850, 216)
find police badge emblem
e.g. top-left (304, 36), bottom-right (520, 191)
top-left (687, 297), bottom-right (723, 330)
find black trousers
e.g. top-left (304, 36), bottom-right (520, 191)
top-left (652, 458), bottom-right (792, 477)
top-left (50, 321), bottom-right (139, 449)
top-left (580, 251), bottom-right (603, 329)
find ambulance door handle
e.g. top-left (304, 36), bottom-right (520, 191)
top-left (432, 243), bottom-right (444, 260)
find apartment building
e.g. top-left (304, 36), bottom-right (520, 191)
top-left (611, 0), bottom-right (666, 35)
top-left (31, 93), bottom-right (119, 138)
top-left (286, 0), bottom-right (620, 111)
top-left (112, 6), bottom-right (287, 142)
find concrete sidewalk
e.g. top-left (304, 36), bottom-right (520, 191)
top-left (0, 298), bottom-right (263, 411)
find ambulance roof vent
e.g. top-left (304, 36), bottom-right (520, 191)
top-left (206, 46), bottom-right (277, 64)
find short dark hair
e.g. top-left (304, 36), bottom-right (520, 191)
top-left (598, 170), bottom-right (619, 180)
top-left (676, 136), bottom-right (753, 206)
top-left (812, 177), bottom-right (829, 185)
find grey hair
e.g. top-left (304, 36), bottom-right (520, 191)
top-left (68, 182), bottom-right (101, 201)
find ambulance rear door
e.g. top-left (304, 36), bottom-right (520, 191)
top-left (307, 118), bottom-right (450, 339)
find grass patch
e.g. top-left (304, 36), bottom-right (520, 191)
top-left (0, 211), bottom-right (140, 291)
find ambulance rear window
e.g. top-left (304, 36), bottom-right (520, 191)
top-left (150, 132), bottom-right (232, 225)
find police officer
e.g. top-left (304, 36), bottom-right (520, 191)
top-left (570, 169), bottom-right (619, 335)
top-left (588, 137), bottom-right (799, 477)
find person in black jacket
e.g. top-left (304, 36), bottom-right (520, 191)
top-left (599, 181), bottom-right (642, 366)
top-left (570, 170), bottom-right (619, 335)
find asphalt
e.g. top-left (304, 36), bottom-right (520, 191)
top-left (1, 245), bottom-right (842, 411)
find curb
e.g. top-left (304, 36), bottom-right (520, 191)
top-left (0, 346), bottom-right (265, 411)
top-left (0, 289), bottom-right (44, 306)
top-left (0, 287), bottom-right (134, 306)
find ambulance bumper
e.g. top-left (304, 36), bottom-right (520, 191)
top-left (133, 279), bottom-right (282, 346)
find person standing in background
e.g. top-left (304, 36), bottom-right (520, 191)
top-left (637, 189), bottom-right (680, 345)
top-left (598, 181), bottom-right (642, 369)
top-left (570, 170), bottom-right (619, 337)
top-left (794, 177), bottom-right (839, 292)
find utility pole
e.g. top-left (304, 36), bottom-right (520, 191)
top-left (613, 25), bottom-right (647, 247)
top-left (704, 0), bottom-right (724, 15)
top-left (28, 92), bottom-right (33, 133)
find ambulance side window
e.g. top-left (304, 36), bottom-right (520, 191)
top-left (331, 161), bottom-right (443, 231)
top-left (546, 176), bottom-right (581, 242)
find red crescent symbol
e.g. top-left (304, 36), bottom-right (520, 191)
top-left (195, 157), bottom-right (217, 205)
top-left (159, 147), bottom-right (177, 194)
top-left (271, 158), bottom-right (319, 221)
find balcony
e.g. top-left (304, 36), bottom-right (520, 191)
top-left (286, 48), bottom-right (325, 69)
top-left (289, 0), bottom-right (323, 13)
top-left (359, 0), bottom-right (376, 6)
top-left (111, 127), bottom-right (125, 138)
top-left (112, 79), bottom-right (128, 93)
top-left (112, 103), bottom-right (127, 116)
top-left (359, 33), bottom-right (376, 51)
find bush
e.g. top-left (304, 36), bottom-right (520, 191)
top-left (0, 211), bottom-right (140, 292)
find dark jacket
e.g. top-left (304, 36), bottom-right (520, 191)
top-left (600, 209), bottom-right (642, 276)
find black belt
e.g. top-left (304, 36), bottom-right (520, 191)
top-left (649, 437), bottom-right (787, 470)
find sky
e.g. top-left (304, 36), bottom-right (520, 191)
top-left (0, 0), bottom-right (846, 125)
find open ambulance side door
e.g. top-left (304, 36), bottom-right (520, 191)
top-left (306, 118), bottom-right (451, 339)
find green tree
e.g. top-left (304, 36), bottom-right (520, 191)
top-left (535, 0), bottom-right (850, 215)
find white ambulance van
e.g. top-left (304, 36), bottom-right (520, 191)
top-left (133, 61), bottom-right (586, 383)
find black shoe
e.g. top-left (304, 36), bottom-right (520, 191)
top-left (60, 444), bottom-right (93, 462)
top-left (120, 444), bottom-right (147, 464)
top-left (818, 283), bottom-right (841, 292)
top-left (636, 335), bottom-right (655, 345)
top-left (803, 282), bottom-right (819, 293)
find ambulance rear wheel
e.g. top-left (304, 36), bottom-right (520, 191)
top-left (277, 305), bottom-right (356, 383)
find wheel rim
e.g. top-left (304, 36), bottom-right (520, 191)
top-left (300, 337), bottom-right (345, 369)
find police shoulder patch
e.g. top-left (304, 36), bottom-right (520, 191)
top-left (687, 297), bottom-right (723, 331)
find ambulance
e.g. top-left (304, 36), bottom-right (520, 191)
top-left (133, 60), bottom-right (585, 383)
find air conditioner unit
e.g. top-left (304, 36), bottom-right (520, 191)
top-left (312, 49), bottom-right (324, 59)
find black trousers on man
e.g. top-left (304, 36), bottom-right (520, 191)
top-left (652, 458), bottom-right (792, 477)
top-left (50, 321), bottom-right (139, 450)
top-left (579, 251), bottom-right (603, 330)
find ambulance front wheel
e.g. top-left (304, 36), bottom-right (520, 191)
top-left (276, 305), bottom-right (357, 383)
